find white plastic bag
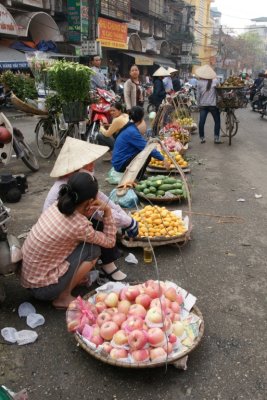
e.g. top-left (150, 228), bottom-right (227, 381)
top-left (1, 327), bottom-right (17, 343)
top-left (14, 330), bottom-right (38, 346)
top-left (18, 302), bottom-right (36, 317)
top-left (26, 313), bottom-right (45, 329)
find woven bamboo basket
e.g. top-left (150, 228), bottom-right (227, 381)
top-left (74, 290), bottom-right (204, 369)
top-left (135, 190), bottom-right (185, 204)
top-left (10, 93), bottom-right (48, 116)
top-left (147, 165), bottom-right (191, 174)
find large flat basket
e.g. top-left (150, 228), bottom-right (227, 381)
top-left (74, 289), bottom-right (204, 369)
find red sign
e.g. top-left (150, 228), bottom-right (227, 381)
top-left (97, 17), bottom-right (128, 49)
top-left (0, 5), bottom-right (18, 35)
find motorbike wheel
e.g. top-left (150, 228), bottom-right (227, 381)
top-left (35, 118), bottom-right (55, 159)
top-left (86, 121), bottom-right (100, 144)
top-left (147, 103), bottom-right (156, 113)
top-left (14, 137), bottom-right (39, 172)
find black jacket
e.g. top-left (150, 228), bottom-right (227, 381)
top-left (152, 78), bottom-right (166, 106)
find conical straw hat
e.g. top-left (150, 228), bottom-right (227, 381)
top-left (168, 67), bottom-right (178, 73)
top-left (50, 137), bottom-right (109, 178)
top-left (153, 66), bottom-right (170, 77)
top-left (195, 64), bottom-right (216, 80)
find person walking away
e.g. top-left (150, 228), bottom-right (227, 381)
top-left (112, 106), bottom-right (170, 180)
top-left (151, 67), bottom-right (170, 111)
top-left (195, 64), bottom-right (221, 144)
top-left (98, 102), bottom-right (129, 151)
top-left (169, 68), bottom-right (181, 92)
top-left (123, 65), bottom-right (145, 112)
top-left (21, 172), bottom-right (117, 309)
top-left (90, 55), bottom-right (108, 90)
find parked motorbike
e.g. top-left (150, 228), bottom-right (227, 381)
top-left (85, 88), bottom-right (116, 143)
top-left (0, 113), bottom-right (39, 172)
top-left (0, 197), bottom-right (22, 302)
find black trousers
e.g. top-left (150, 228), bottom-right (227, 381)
top-left (91, 219), bottom-right (121, 265)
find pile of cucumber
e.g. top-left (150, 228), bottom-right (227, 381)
top-left (135, 175), bottom-right (186, 198)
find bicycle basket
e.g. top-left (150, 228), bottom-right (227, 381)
top-left (62, 101), bottom-right (87, 123)
top-left (216, 87), bottom-right (246, 109)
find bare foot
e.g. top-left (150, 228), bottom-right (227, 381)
top-left (52, 294), bottom-right (75, 310)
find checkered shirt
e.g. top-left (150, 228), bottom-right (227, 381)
top-left (21, 203), bottom-right (116, 288)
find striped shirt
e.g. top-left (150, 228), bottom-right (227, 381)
top-left (21, 204), bottom-right (116, 288)
top-left (196, 79), bottom-right (219, 107)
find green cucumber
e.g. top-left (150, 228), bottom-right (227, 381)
top-left (163, 177), bottom-right (178, 184)
top-left (135, 185), bottom-right (144, 192)
top-left (156, 190), bottom-right (165, 197)
top-left (149, 186), bottom-right (157, 194)
top-left (143, 188), bottom-right (150, 195)
top-left (158, 183), bottom-right (178, 191)
top-left (168, 189), bottom-right (183, 196)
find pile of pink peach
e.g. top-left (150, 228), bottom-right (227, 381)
top-left (81, 280), bottom-right (187, 364)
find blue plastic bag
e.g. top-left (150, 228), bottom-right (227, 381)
top-left (109, 188), bottom-right (139, 208)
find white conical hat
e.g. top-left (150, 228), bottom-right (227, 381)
top-left (195, 65), bottom-right (216, 80)
top-left (50, 137), bottom-right (109, 178)
top-left (153, 66), bottom-right (170, 77)
top-left (168, 67), bottom-right (178, 73)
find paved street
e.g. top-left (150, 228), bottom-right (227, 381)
top-left (0, 108), bottom-right (267, 400)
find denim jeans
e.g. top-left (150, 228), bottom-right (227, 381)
top-left (199, 106), bottom-right (221, 139)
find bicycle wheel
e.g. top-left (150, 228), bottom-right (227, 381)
top-left (35, 118), bottom-right (55, 158)
top-left (14, 137), bottom-right (39, 172)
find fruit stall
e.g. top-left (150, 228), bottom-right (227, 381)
top-left (67, 281), bottom-right (204, 369)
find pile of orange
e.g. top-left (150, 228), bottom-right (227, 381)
top-left (132, 206), bottom-right (187, 238)
top-left (149, 151), bottom-right (188, 169)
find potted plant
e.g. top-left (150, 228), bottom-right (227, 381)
top-left (48, 60), bottom-right (94, 122)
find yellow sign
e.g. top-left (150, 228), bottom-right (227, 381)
top-left (97, 17), bottom-right (128, 50)
top-left (135, 56), bottom-right (153, 66)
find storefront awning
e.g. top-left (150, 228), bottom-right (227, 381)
top-left (0, 4), bottom-right (18, 36)
top-left (0, 45), bottom-right (28, 70)
top-left (123, 52), bottom-right (175, 67)
top-left (14, 12), bottom-right (63, 42)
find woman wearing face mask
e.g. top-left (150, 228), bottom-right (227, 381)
top-left (112, 106), bottom-right (170, 180)
top-left (123, 64), bottom-right (145, 112)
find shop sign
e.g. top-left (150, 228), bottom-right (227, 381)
top-left (135, 56), bottom-right (153, 66)
top-left (127, 19), bottom-right (140, 31)
top-left (81, 0), bottom-right (89, 38)
top-left (0, 4), bottom-right (18, 36)
top-left (97, 17), bottom-right (128, 49)
top-left (67, 0), bottom-right (81, 43)
top-left (0, 62), bottom-right (28, 70)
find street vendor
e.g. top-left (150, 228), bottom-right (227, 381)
top-left (43, 137), bottom-right (139, 282)
top-left (97, 101), bottom-right (129, 151)
top-left (21, 172), bottom-right (117, 309)
top-left (112, 106), bottom-right (170, 180)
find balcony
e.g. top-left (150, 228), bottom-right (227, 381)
top-left (101, 0), bottom-right (131, 22)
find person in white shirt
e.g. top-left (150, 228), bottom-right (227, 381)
top-left (90, 55), bottom-right (108, 90)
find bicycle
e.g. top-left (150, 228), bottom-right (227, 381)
top-left (35, 111), bottom-right (81, 158)
top-left (220, 108), bottom-right (239, 146)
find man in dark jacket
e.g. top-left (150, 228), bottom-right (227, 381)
top-left (151, 67), bottom-right (171, 111)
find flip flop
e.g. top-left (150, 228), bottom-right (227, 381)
top-left (99, 267), bottom-right (127, 282)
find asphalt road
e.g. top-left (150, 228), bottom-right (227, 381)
top-left (0, 108), bottom-right (267, 400)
